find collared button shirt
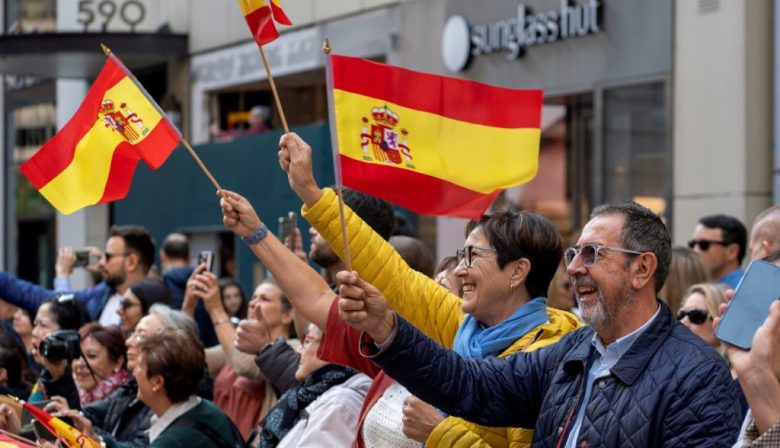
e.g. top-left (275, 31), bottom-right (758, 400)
top-left (564, 305), bottom-right (661, 448)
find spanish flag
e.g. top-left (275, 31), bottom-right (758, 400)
top-left (238, 0), bottom-right (291, 46)
top-left (327, 55), bottom-right (542, 219)
top-left (0, 432), bottom-right (36, 447)
top-left (20, 56), bottom-right (180, 215)
top-left (20, 400), bottom-right (100, 448)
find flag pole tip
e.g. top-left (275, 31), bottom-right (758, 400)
top-left (100, 43), bottom-right (111, 56)
top-left (322, 37), bottom-right (331, 54)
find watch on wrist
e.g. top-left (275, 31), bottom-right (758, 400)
top-left (241, 223), bottom-right (269, 245)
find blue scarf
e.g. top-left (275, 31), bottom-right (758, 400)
top-left (453, 297), bottom-right (549, 359)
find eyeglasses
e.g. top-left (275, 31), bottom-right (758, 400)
top-left (564, 244), bottom-right (643, 267)
top-left (687, 239), bottom-right (729, 251)
top-left (119, 299), bottom-right (141, 310)
top-left (676, 308), bottom-right (710, 325)
top-left (103, 252), bottom-right (129, 262)
top-left (455, 245), bottom-right (497, 268)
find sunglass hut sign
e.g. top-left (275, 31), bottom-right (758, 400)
top-left (442, 0), bottom-right (602, 72)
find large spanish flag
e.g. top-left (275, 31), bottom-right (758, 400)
top-left (327, 55), bottom-right (542, 219)
top-left (238, 0), bottom-right (291, 46)
top-left (20, 56), bottom-right (180, 215)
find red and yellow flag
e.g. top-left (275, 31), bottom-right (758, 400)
top-left (326, 55), bottom-right (542, 219)
top-left (0, 432), bottom-right (36, 447)
top-left (238, 0), bottom-right (292, 46)
top-left (19, 56), bottom-right (180, 215)
top-left (20, 400), bottom-right (100, 448)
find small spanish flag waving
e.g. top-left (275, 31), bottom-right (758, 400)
top-left (19, 53), bottom-right (181, 215)
top-left (326, 55), bottom-right (542, 219)
top-left (19, 400), bottom-right (101, 448)
top-left (238, 0), bottom-right (292, 46)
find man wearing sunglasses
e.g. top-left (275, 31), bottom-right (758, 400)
top-left (688, 214), bottom-right (747, 288)
top-left (341, 201), bottom-right (742, 446)
top-left (0, 225), bottom-right (155, 326)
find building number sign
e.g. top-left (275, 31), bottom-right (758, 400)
top-left (77, 0), bottom-right (146, 32)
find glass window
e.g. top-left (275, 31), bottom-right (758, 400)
top-left (604, 82), bottom-right (669, 219)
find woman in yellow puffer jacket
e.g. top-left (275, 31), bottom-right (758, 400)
top-left (282, 132), bottom-right (583, 447)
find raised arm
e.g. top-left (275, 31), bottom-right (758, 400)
top-left (218, 189), bottom-right (333, 331)
top-left (279, 132), bottom-right (463, 346)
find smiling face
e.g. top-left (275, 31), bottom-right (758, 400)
top-left (31, 303), bottom-right (60, 364)
top-left (125, 314), bottom-right (161, 371)
top-left (249, 283), bottom-right (292, 333)
top-left (454, 228), bottom-right (518, 326)
top-left (118, 289), bottom-right (144, 332)
top-left (294, 325), bottom-right (327, 381)
top-left (73, 336), bottom-right (124, 392)
top-left (567, 214), bottom-right (637, 332)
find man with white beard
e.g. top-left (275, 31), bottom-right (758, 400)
top-left (338, 201), bottom-right (743, 446)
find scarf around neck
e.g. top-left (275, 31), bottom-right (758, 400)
top-left (258, 364), bottom-right (356, 447)
top-left (453, 296), bottom-right (549, 359)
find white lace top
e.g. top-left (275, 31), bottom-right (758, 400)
top-left (361, 381), bottom-right (420, 448)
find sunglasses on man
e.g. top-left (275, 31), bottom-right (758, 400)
top-left (687, 239), bottom-right (730, 251)
top-left (676, 308), bottom-right (710, 325)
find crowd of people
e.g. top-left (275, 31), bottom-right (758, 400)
top-left (0, 131), bottom-right (778, 447)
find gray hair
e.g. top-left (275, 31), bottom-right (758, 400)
top-left (148, 303), bottom-right (199, 339)
top-left (590, 201), bottom-right (671, 293)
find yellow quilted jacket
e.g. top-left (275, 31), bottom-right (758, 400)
top-left (303, 188), bottom-right (583, 447)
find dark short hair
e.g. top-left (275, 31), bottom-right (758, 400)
top-left (474, 211), bottom-right (563, 299)
top-left (698, 214), bottom-right (748, 264)
top-left (390, 236), bottom-right (435, 277)
top-left (41, 294), bottom-right (87, 331)
top-left (342, 188), bottom-right (396, 240)
top-left (591, 201), bottom-right (672, 293)
top-left (78, 322), bottom-right (127, 368)
top-left (0, 325), bottom-right (29, 394)
top-left (137, 329), bottom-right (204, 404)
top-left (129, 280), bottom-right (172, 315)
top-left (110, 225), bottom-right (156, 272)
top-left (162, 233), bottom-right (190, 261)
top-left (434, 255), bottom-right (459, 278)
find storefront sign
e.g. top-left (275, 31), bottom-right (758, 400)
top-left (442, 0), bottom-right (602, 72)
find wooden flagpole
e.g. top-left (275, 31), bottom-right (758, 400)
top-left (100, 44), bottom-right (221, 191)
top-left (322, 38), bottom-right (352, 271)
top-left (0, 428), bottom-right (45, 447)
top-left (258, 46), bottom-right (290, 133)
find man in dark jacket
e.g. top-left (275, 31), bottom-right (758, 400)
top-left (339, 201), bottom-right (742, 447)
top-left (0, 225), bottom-right (154, 325)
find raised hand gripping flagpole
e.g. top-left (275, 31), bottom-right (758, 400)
top-left (323, 37), bottom-right (352, 271)
top-left (101, 44), bottom-right (222, 191)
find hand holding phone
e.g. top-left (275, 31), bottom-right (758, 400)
top-left (197, 251), bottom-right (215, 273)
top-left (716, 260), bottom-right (780, 349)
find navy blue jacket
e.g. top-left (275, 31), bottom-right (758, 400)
top-left (163, 266), bottom-right (217, 347)
top-left (371, 302), bottom-right (741, 447)
top-left (0, 271), bottom-right (112, 321)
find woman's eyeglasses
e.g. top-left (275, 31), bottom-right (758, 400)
top-left (455, 245), bottom-right (496, 268)
top-left (564, 244), bottom-right (643, 267)
top-left (676, 308), bottom-right (710, 325)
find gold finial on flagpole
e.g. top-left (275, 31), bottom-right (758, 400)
top-left (100, 43), bottom-right (111, 56)
top-left (322, 37), bottom-right (331, 55)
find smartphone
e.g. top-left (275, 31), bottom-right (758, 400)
top-left (278, 211), bottom-right (298, 248)
top-left (73, 250), bottom-right (90, 268)
top-left (197, 250), bottom-right (215, 273)
top-left (715, 259), bottom-right (780, 349)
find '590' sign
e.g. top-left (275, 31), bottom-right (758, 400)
top-left (77, 0), bottom-right (146, 33)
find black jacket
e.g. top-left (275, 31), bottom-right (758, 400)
top-left (83, 378), bottom-right (152, 447)
top-left (254, 337), bottom-right (300, 396)
top-left (371, 302), bottom-right (742, 447)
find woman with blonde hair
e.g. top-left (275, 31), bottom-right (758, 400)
top-left (659, 246), bottom-right (710, 314)
top-left (677, 283), bottom-right (727, 349)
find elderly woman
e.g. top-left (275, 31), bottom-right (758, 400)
top-left (44, 304), bottom-right (201, 448)
top-left (218, 132), bottom-right (582, 447)
top-left (73, 323), bottom-right (129, 406)
top-left (135, 328), bottom-right (242, 447)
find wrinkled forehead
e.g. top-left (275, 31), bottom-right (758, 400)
top-left (577, 214), bottom-right (625, 247)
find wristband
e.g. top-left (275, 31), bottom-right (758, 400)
top-left (241, 223), bottom-right (269, 245)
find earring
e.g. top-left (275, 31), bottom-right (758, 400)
top-left (509, 281), bottom-right (517, 291)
